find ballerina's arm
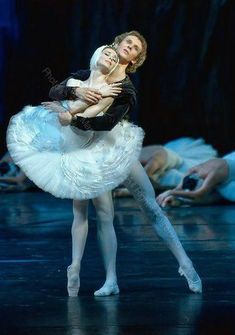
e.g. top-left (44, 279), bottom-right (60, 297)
top-left (73, 97), bottom-right (114, 118)
top-left (58, 97), bottom-right (114, 126)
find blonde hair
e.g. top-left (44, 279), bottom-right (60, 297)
top-left (113, 30), bottom-right (147, 73)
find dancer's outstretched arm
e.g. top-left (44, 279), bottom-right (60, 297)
top-left (157, 159), bottom-right (230, 207)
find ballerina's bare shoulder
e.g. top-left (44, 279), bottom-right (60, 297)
top-left (66, 78), bottom-right (85, 87)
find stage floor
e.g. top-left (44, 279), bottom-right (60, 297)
top-left (0, 191), bottom-right (235, 335)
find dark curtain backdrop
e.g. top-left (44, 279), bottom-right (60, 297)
top-left (1, 0), bottom-right (234, 155)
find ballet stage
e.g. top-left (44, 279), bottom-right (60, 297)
top-left (0, 191), bottom-right (235, 335)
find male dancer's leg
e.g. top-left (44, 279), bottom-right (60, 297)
top-left (92, 191), bottom-right (119, 296)
top-left (67, 199), bottom-right (89, 296)
top-left (123, 161), bottom-right (202, 293)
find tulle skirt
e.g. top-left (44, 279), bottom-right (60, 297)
top-left (7, 105), bottom-right (144, 199)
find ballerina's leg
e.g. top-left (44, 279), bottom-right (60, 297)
top-left (92, 191), bottom-right (119, 296)
top-left (67, 199), bottom-right (89, 296)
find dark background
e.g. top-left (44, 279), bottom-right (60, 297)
top-left (0, 0), bottom-right (234, 156)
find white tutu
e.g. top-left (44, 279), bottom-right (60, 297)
top-left (7, 105), bottom-right (144, 199)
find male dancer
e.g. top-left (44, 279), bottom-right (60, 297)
top-left (49, 31), bottom-right (202, 295)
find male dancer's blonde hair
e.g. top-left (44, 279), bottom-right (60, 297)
top-left (113, 30), bottom-right (147, 73)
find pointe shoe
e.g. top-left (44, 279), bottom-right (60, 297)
top-left (178, 266), bottom-right (202, 293)
top-left (67, 265), bottom-right (80, 297)
top-left (94, 282), bottom-right (120, 297)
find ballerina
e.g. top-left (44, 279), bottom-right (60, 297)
top-left (7, 45), bottom-right (145, 297)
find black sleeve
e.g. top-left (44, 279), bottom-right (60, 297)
top-left (49, 77), bottom-right (76, 100)
top-left (70, 81), bottom-right (137, 131)
top-left (48, 70), bottom-right (90, 100)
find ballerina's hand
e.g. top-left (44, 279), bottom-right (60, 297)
top-left (58, 112), bottom-right (72, 126)
top-left (41, 101), bottom-right (65, 113)
top-left (99, 83), bottom-right (122, 98)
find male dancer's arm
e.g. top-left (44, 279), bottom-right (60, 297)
top-left (49, 70), bottom-right (101, 104)
top-left (70, 86), bottom-right (136, 131)
top-left (49, 71), bottom-right (137, 131)
top-left (49, 77), bottom-right (77, 100)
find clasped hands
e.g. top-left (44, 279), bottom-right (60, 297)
top-left (76, 83), bottom-right (122, 103)
top-left (42, 83), bottom-right (122, 126)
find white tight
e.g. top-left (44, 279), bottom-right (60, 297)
top-left (71, 191), bottom-right (117, 283)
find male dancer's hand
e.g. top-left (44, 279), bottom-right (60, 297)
top-left (99, 83), bottom-right (122, 97)
top-left (75, 87), bottom-right (102, 104)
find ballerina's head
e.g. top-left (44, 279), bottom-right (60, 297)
top-left (90, 45), bottom-right (119, 76)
